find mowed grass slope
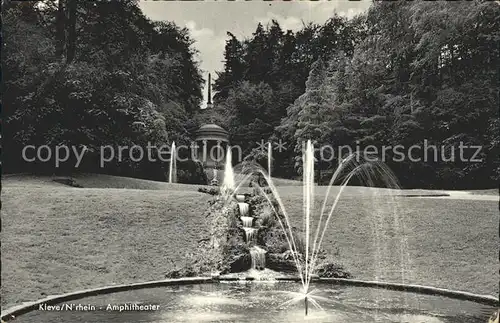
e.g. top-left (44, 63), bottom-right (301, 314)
top-left (274, 190), bottom-right (498, 296)
top-left (1, 177), bottom-right (212, 308)
top-left (2, 174), bottom-right (498, 309)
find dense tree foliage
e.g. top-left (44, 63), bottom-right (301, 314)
top-left (3, 0), bottom-right (203, 180)
top-left (211, 14), bottom-right (361, 179)
top-left (212, 1), bottom-right (498, 189)
top-left (4, 1), bottom-right (498, 188)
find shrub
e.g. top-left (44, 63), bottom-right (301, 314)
top-left (256, 206), bottom-right (275, 228)
top-left (177, 160), bottom-right (208, 184)
top-left (165, 242), bottom-right (227, 278)
top-left (315, 262), bottom-right (352, 278)
top-left (221, 236), bottom-right (251, 273)
top-left (53, 177), bottom-right (83, 188)
top-left (258, 226), bottom-right (288, 254)
top-left (198, 187), bottom-right (220, 195)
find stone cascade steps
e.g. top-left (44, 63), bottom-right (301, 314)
top-left (243, 227), bottom-right (257, 242)
top-left (236, 196), bottom-right (267, 270)
top-left (249, 246), bottom-right (266, 270)
top-left (238, 202), bottom-right (255, 243)
top-left (240, 216), bottom-right (253, 228)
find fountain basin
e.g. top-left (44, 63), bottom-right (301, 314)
top-left (2, 278), bottom-right (497, 323)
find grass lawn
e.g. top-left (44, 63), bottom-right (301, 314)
top-left (1, 175), bottom-right (498, 309)
top-left (467, 189), bottom-right (498, 196)
top-left (274, 190), bottom-right (498, 296)
top-left (1, 176), bottom-right (212, 308)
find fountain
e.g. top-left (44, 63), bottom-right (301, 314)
top-left (168, 141), bottom-right (177, 183)
top-left (237, 139), bottom-right (407, 315)
top-left (268, 141), bottom-right (272, 178)
top-left (221, 147), bottom-right (235, 197)
top-left (4, 280), bottom-right (497, 323)
top-left (192, 139), bottom-right (497, 319)
top-left (3, 140), bottom-right (498, 322)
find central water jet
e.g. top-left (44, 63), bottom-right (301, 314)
top-left (224, 139), bottom-right (404, 316)
top-left (222, 147), bottom-right (235, 197)
top-left (168, 142), bottom-right (177, 183)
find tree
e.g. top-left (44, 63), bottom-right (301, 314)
top-left (219, 81), bottom-right (275, 155)
top-left (66, 0), bottom-right (77, 63)
top-left (55, 0), bottom-right (65, 58)
top-left (213, 32), bottom-right (245, 101)
top-left (281, 59), bottom-right (338, 176)
top-left (3, 0), bottom-right (204, 181)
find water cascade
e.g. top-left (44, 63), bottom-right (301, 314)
top-left (239, 202), bottom-right (257, 242)
top-left (240, 216), bottom-right (253, 227)
top-left (234, 196), bottom-right (267, 270)
top-left (238, 203), bottom-right (249, 217)
top-left (243, 227), bottom-right (257, 242)
top-left (168, 142), bottom-right (177, 184)
top-left (250, 246), bottom-right (267, 270)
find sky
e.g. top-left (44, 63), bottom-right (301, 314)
top-left (139, 1), bottom-right (371, 109)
